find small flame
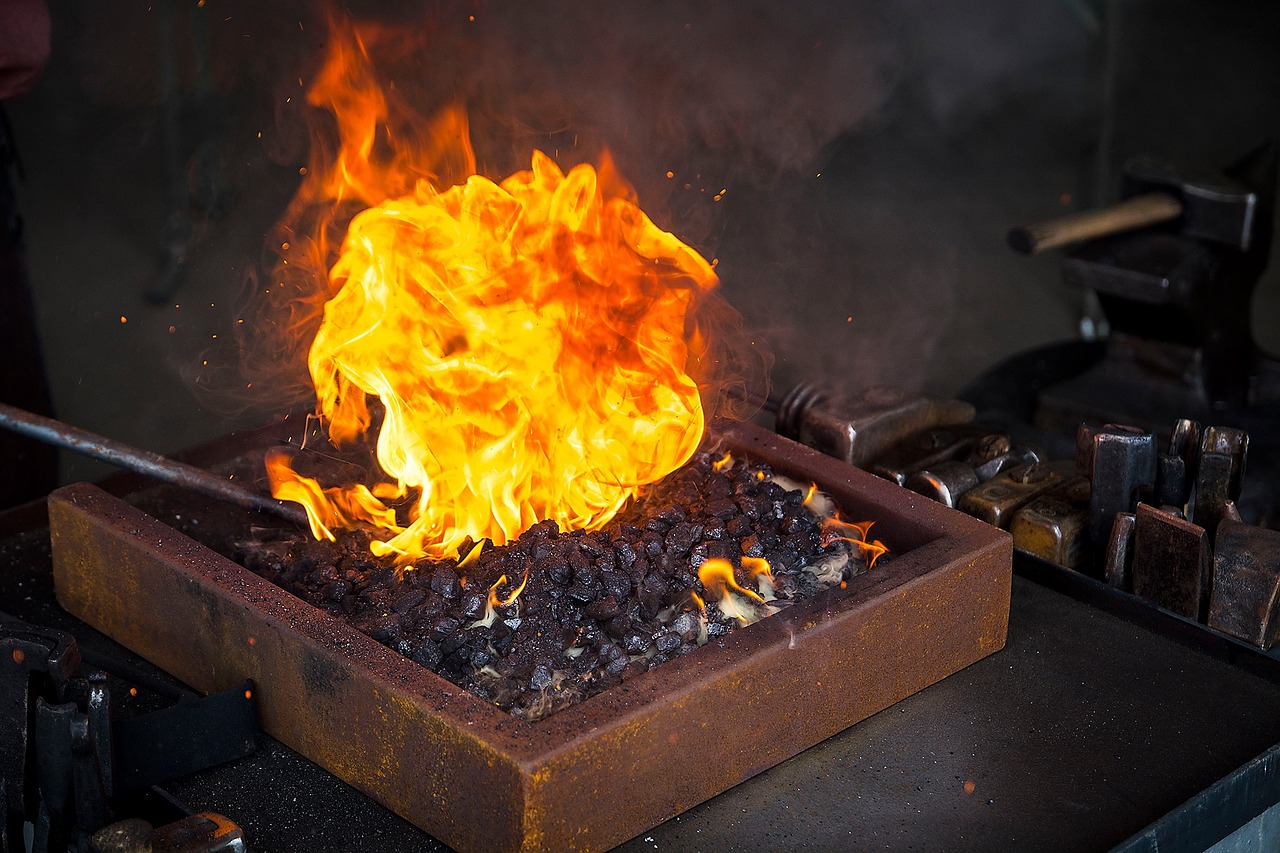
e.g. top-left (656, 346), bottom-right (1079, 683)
top-left (265, 447), bottom-right (399, 542)
top-left (470, 571), bottom-right (529, 629)
top-left (712, 451), bottom-right (733, 472)
top-left (821, 517), bottom-right (888, 568)
top-left (688, 590), bottom-right (710, 645)
top-left (698, 558), bottom-right (774, 625)
top-left (800, 481), bottom-right (836, 518)
top-left (740, 556), bottom-right (777, 601)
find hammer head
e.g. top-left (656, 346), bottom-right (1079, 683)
top-left (1122, 156), bottom-right (1257, 251)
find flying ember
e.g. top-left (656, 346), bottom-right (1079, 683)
top-left (267, 24), bottom-right (717, 562)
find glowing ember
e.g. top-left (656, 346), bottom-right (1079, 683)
top-left (268, 23), bottom-right (718, 562)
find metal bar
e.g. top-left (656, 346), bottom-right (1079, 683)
top-left (0, 403), bottom-right (306, 527)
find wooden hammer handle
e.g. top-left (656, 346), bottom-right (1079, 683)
top-left (1008, 191), bottom-right (1183, 254)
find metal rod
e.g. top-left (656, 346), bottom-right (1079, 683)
top-left (0, 403), bottom-right (307, 526)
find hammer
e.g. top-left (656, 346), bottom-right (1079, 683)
top-left (1009, 156), bottom-right (1259, 254)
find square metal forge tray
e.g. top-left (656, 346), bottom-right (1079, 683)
top-left (47, 419), bottom-right (1011, 853)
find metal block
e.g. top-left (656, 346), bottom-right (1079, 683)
top-left (774, 386), bottom-right (975, 468)
top-left (1131, 503), bottom-right (1211, 621)
top-left (1192, 452), bottom-right (1234, 540)
top-left (869, 424), bottom-right (988, 486)
top-left (908, 445), bottom-right (1041, 510)
top-left (1207, 520), bottom-right (1280, 650)
top-left (868, 424), bottom-right (995, 487)
top-left (1122, 155), bottom-right (1259, 251)
top-left (1202, 425), bottom-right (1249, 495)
top-left (958, 460), bottom-right (1071, 529)
top-left (1193, 426), bottom-right (1249, 540)
top-left (1010, 476), bottom-right (1091, 570)
top-left (1103, 512), bottom-right (1137, 592)
top-left (1078, 424), bottom-right (1157, 546)
top-left (905, 461), bottom-right (980, 509)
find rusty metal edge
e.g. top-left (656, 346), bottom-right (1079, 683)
top-left (49, 420), bottom-right (1010, 852)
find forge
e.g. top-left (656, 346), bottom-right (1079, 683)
top-left (47, 418), bottom-right (1009, 853)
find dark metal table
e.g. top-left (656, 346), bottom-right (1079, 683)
top-left (4, 491), bottom-right (1279, 852)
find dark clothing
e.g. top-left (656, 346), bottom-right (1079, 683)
top-left (0, 107), bottom-right (57, 507)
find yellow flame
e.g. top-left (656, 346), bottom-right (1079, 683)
top-left (458, 540), bottom-right (485, 569)
top-left (698, 557), bottom-right (771, 625)
top-left (821, 517), bottom-right (889, 568)
top-left (469, 571), bottom-right (529, 628)
top-left (740, 556), bottom-right (777, 601)
top-left (268, 22), bottom-right (717, 563)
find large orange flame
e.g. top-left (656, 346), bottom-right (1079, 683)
top-left (268, 20), bottom-right (715, 562)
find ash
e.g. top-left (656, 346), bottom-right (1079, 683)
top-left (229, 445), bottom-right (874, 721)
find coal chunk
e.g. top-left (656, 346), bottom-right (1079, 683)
top-left (357, 613), bottom-right (401, 643)
top-left (412, 640), bottom-right (443, 670)
top-left (460, 591), bottom-right (488, 621)
top-left (391, 588), bottom-right (426, 613)
top-left (430, 568), bottom-right (461, 600)
top-left (671, 611), bottom-right (702, 643)
top-left (322, 580), bottom-right (350, 602)
top-left (664, 522), bottom-right (704, 558)
top-left (530, 663), bottom-right (556, 691)
top-left (567, 584), bottom-right (599, 604)
top-left (586, 596), bottom-right (623, 621)
top-left (654, 629), bottom-right (681, 655)
top-left (704, 498), bottom-right (739, 520)
top-left (622, 630), bottom-right (652, 655)
top-left (428, 616), bottom-right (460, 642)
top-left (612, 539), bottom-right (637, 571)
top-left (600, 570), bottom-right (632, 601)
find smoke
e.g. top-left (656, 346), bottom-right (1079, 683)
top-left (209, 0), bottom-right (1092, 416)
top-left (219, 1), bottom-right (902, 417)
top-left (454, 2), bottom-right (897, 192)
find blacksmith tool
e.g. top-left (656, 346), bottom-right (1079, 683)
top-left (1208, 520), bottom-right (1280, 649)
top-left (1152, 419), bottom-right (1200, 509)
top-left (1078, 423), bottom-right (1157, 551)
top-left (1103, 511), bottom-right (1137, 592)
top-left (1191, 426), bottom-right (1249, 540)
top-left (1130, 503), bottom-right (1212, 621)
top-left (1, 613), bottom-right (259, 851)
top-left (773, 385), bottom-right (974, 469)
top-left (1009, 154), bottom-right (1261, 255)
top-left (2, 622), bottom-right (79, 853)
top-left (906, 443), bottom-right (1042, 509)
top-left (957, 460), bottom-right (1073, 529)
top-left (869, 423), bottom-right (990, 486)
top-left (1009, 475), bottom-right (1091, 570)
top-left (150, 812), bottom-right (247, 853)
top-left (0, 402), bottom-right (306, 526)
top-left (1020, 144), bottom-right (1276, 430)
top-left (90, 812), bottom-right (247, 853)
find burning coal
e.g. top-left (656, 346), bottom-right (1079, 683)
top-left (235, 446), bottom-right (889, 721)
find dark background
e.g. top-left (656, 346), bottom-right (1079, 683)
top-left (6, 0), bottom-right (1279, 482)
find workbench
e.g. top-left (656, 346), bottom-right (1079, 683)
top-left (4, 490), bottom-right (1279, 852)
